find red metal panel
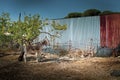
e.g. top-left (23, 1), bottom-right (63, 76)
top-left (100, 15), bottom-right (107, 47)
top-left (107, 16), bottom-right (113, 48)
top-left (100, 14), bottom-right (120, 48)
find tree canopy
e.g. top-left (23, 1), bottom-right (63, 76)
top-left (65, 12), bottom-right (82, 18)
top-left (0, 12), bottom-right (12, 45)
top-left (100, 10), bottom-right (114, 15)
top-left (65, 9), bottom-right (120, 18)
top-left (9, 14), bottom-right (42, 44)
top-left (83, 9), bottom-right (101, 16)
top-left (0, 12), bottom-right (67, 47)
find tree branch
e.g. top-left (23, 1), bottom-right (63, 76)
top-left (40, 31), bottom-right (55, 37)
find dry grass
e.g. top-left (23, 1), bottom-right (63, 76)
top-left (0, 51), bottom-right (120, 80)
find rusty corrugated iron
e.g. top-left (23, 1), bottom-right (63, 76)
top-left (100, 14), bottom-right (120, 48)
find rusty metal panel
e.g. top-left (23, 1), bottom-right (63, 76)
top-left (100, 14), bottom-right (120, 48)
top-left (100, 15), bottom-right (107, 47)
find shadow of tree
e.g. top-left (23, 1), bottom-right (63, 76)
top-left (0, 53), bottom-right (10, 57)
top-left (0, 60), bottom-right (91, 80)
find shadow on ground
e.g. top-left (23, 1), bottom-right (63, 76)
top-left (0, 54), bottom-right (120, 80)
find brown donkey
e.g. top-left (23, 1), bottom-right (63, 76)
top-left (23, 38), bottom-right (50, 63)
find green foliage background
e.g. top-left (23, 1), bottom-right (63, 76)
top-left (65, 9), bottom-right (120, 18)
top-left (0, 12), bottom-right (67, 47)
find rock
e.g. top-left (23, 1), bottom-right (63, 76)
top-left (96, 47), bottom-right (113, 57)
top-left (110, 70), bottom-right (120, 77)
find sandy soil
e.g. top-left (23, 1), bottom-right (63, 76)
top-left (0, 52), bottom-right (120, 80)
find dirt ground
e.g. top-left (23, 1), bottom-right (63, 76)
top-left (0, 52), bottom-right (120, 80)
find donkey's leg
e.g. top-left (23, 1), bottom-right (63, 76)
top-left (23, 44), bottom-right (27, 63)
top-left (39, 51), bottom-right (43, 62)
top-left (24, 52), bottom-right (27, 63)
top-left (36, 51), bottom-right (39, 62)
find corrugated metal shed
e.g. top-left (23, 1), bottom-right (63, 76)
top-left (37, 14), bottom-right (120, 50)
top-left (38, 16), bottom-right (100, 50)
top-left (55, 16), bottom-right (100, 50)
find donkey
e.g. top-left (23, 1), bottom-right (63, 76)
top-left (23, 38), bottom-right (50, 63)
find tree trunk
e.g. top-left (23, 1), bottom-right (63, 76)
top-left (18, 45), bottom-right (24, 61)
top-left (18, 40), bottom-right (24, 61)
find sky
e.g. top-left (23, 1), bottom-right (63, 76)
top-left (0, 0), bottom-right (120, 21)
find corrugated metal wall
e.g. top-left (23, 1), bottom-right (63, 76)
top-left (100, 14), bottom-right (120, 48)
top-left (38, 16), bottom-right (100, 50)
top-left (55, 16), bottom-right (100, 50)
top-left (36, 14), bottom-right (120, 51)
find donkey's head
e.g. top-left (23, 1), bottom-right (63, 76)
top-left (41, 38), bottom-right (50, 46)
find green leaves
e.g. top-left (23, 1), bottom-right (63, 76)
top-left (0, 12), bottom-right (67, 46)
top-left (51, 21), bottom-right (67, 30)
top-left (0, 12), bottom-right (12, 44)
top-left (83, 9), bottom-right (101, 16)
top-left (65, 12), bottom-right (82, 18)
top-left (9, 14), bottom-right (42, 44)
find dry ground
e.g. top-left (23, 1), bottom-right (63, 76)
top-left (0, 52), bottom-right (120, 80)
